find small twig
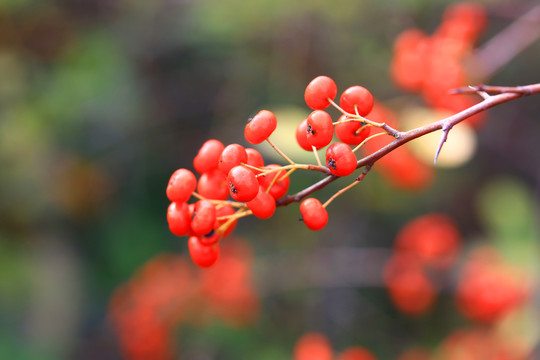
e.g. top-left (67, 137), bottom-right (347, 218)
top-left (266, 138), bottom-right (295, 165)
top-left (322, 165), bottom-right (372, 208)
top-left (312, 145), bottom-right (322, 167)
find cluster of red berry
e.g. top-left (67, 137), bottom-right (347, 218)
top-left (109, 238), bottom-right (258, 360)
top-left (391, 1), bottom-right (487, 127)
top-left (167, 75), bottom-right (381, 267)
top-left (293, 332), bottom-right (377, 360)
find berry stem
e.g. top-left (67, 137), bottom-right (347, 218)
top-left (266, 138), bottom-right (295, 165)
top-left (312, 145), bottom-right (322, 167)
top-left (192, 192), bottom-right (246, 208)
top-left (322, 165), bottom-right (372, 208)
top-left (351, 132), bottom-right (388, 153)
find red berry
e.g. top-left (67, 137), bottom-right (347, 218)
top-left (244, 110), bottom-right (277, 144)
top-left (166, 168), bottom-right (197, 203)
top-left (246, 186), bottom-right (276, 219)
top-left (306, 110), bottom-right (334, 149)
top-left (340, 85), bottom-right (374, 116)
top-left (245, 147), bottom-right (265, 170)
top-left (293, 333), bottom-right (333, 360)
top-left (199, 230), bottom-right (221, 245)
top-left (337, 346), bottom-right (377, 360)
top-left (214, 204), bottom-right (237, 237)
top-left (193, 139), bottom-right (225, 174)
top-left (258, 164), bottom-right (290, 200)
top-left (190, 200), bottom-right (216, 236)
top-left (304, 75), bottom-right (337, 110)
top-left (188, 235), bottom-right (220, 267)
top-left (295, 118), bottom-right (312, 151)
top-left (197, 169), bottom-right (228, 200)
top-left (326, 142), bottom-right (357, 177)
top-left (167, 202), bottom-right (191, 236)
top-left (334, 115), bottom-right (371, 145)
top-left (300, 198), bottom-right (328, 231)
top-left (219, 144), bottom-right (248, 175)
top-left (227, 165), bottom-right (259, 202)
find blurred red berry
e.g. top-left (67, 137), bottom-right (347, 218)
top-left (337, 346), bottom-right (377, 360)
top-left (188, 235), bottom-right (220, 268)
top-left (293, 333), bottom-right (333, 360)
top-left (197, 168), bottom-right (229, 200)
top-left (245, 147), bottom-right (265, 170)
top-left (167, 202), bottom-right (191, 236)
top-left (246, 186), bottom-right (276, 219)
top-left (190, 200), bottom-right (216, 236)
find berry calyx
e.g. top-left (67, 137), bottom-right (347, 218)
top-left (306, 110), bottom-right (334, 149)
top-left (188, 235), bottom-right (220, 267)
top-left (334, 115), bottom-right (371, 145)
top-left (304, 75), bottom-right (337, 110)
top-left (190, 200), bottom-right (216, 236)
top-left (227, 165), bottom-right (259, 202)
top-left (244, 110), bottom-right (278, 144)
top-left (193, 139), bottom-right (225, 174)
top-left (339, 85), bottom-right (374, 116)
top-left (167, 202), bottom-right (191, 236)
top-left (166, 168), bottom-right (197, 203)
top-left (300, 198), bottom-right (328, 231)
top-left (326, 142), bottom-right (357, 177)
top-left (246, 186), bottom-right (276, 219)
top-left (219, 144), bottom-right (248, 175)
top-left (296, 118), bottom-right (312, 151)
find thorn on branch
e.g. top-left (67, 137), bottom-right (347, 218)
top-left (434, 125), bottom-right (452, 165)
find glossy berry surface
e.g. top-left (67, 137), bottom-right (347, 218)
top-left (300, 198), bottom-right (328, 231)
top-left (219, 144), bottom-right (248, 175)
top-left (339, 85), bottom-right (374, 116)
top-left (190, 200), bottom-right (216, 236)
top-left (227, 165), bottom-right (259, 202)
top-left (197, 169), bottom-right (229, 200)
top-left (326, 142), bottom-right (357, 177)
top-left (188, 235), bottom-right (220, 268)
top-left (304, 75), bottom-right (337, 110)
top-left (258, 164), bottom-right (290, 200)
top-left (334, 115), bottom-right (371, 145)
top-left (244, 110), bottom-right (277, 144)
top-left (246, 187), bottom-right (276, 219)
top-left (295, 118), bottom-right (312, 151)
top-left (167, 202), bottom-right (191, 236)
top-left (306, 110), bottom-right (334, 149)
top-left (245, 147), bottom-right (265, 170)
top-left (166, 168), bottom-right (197, 203)
top-left (193, 139), bottom-right (225, 174)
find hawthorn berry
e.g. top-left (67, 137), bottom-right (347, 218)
top-left (197, 169), bottom-right (229, 200)
top-left (214, 204), bottom-right (237, 237)
top-left (245, 147), bottom-right (265, 170)
top-left (227, 165), bottom-right (259, 202)
top-left (304, 75), bottom-right (337, 110)
top-left (299, 198), bottom-right (328, 231)
top-left (295, 118), bottom-right (312, 151)
top-left (166, 168), bottom-right (197, 203)
top-left (244, 110), bottom-right (277, 144)
top-left (219, 144), bottom-right (248, 175)
top-left (339, 85), bottom-right (374, 116)
top-left (334, 115), bottom-right (371, 145)
top-left (293, 333), bottom-right (333, 360)
top-left (306, 110), bottom-right (334, 149)
top-left (167, 202), bottom-right (191, 236)
top-left (246, 187), bottom-right (276, 219)
top-left (188, 235), bottom-right (220, 267)
top-left (326, 142), bottom-right (357, 177)
top-left (258, 164), bottom-right (290, 200)
top-left (190, 200), bottom-right (216, 236)
top-left (193, 139), bottom-right (225, 174)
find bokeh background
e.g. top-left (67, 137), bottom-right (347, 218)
top-left (0, 0), bottom-right (539, 359)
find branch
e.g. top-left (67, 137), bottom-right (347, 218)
top-left (277, 82), bottom-right (540, 207)
top-left (466, 3), bottom-right (540, 81)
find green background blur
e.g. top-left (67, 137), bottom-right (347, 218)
top-left (0, 0), bottom-right (539, 359)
